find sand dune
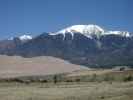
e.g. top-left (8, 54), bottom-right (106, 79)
top-left (0, 55), bottom-right (89, 78)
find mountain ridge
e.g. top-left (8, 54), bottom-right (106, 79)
top-left (51, 25), bottom-right (131, 39)
top-left (0, 24), bottom-right (133, 68)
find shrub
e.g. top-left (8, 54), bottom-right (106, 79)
top-left (65, 79), bottom-right (73, 82)
top-left (123, 75), bottom-right (133, 82)
top-left (53, 75), bottom-right (57, 84)
top-left (90, 74), bottom-right (97, 82)
top-left (75, 78), bottom-right (80, 82)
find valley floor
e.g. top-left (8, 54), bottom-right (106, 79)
top-left (0, 56), bottom-right (133, 100)
top-left (0, 81), bottom-right (133, 100)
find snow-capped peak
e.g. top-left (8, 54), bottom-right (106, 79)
top-left (50, 25), bottom-right (131, 39)
top-left (58, 25), bottom-right (104, 34)
top-left (55, 25), bottom-right (105, 39)
top-left (19, 35), bottom-right (32, 41)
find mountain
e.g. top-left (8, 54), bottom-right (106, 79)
top-left (19, 35), bottom-right (32, 41)
top-left (0, 25), bottom-right (133, 68)
top-left (53, 25), bottom-right (130, 39)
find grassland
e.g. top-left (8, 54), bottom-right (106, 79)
top-left (0, 81), bottom-right (133, 100)
top-left (0, 69), bottom-right (133, 100)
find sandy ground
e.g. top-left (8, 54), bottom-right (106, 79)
top-left (0, 55), bottom-right (89, 78)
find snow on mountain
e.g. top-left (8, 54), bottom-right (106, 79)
top-left (58, 25), bottom-right (104, 34)
top-left (104, 31), bottom-right (130, 37)
top-left (19, 35), bottom-right (32, 41)
top-left (50, 25), bottom-right (104, 39)
top-left (50, 25), bottom-right (131, 39)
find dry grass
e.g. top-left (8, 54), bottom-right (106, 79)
top-left (0, 82), bottom-right (133, 100)
top-left (0, 69), bottom-right (133, 100)
top-left (66, 69), bottom-right (112, 77)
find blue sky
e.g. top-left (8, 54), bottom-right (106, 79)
top-left (0, 0), bottom-right (133, 39)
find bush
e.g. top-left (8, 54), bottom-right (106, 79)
top-left (65, 79), bottom-right (73, 82)
top-left (123, 75), bottom-right (133, 82)
top-left (90, 74), bottom-right (97, 82)
top-left (75, 78), bottom-right (80, 82)
top-left (53, 75), bottom-right (57, 84)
